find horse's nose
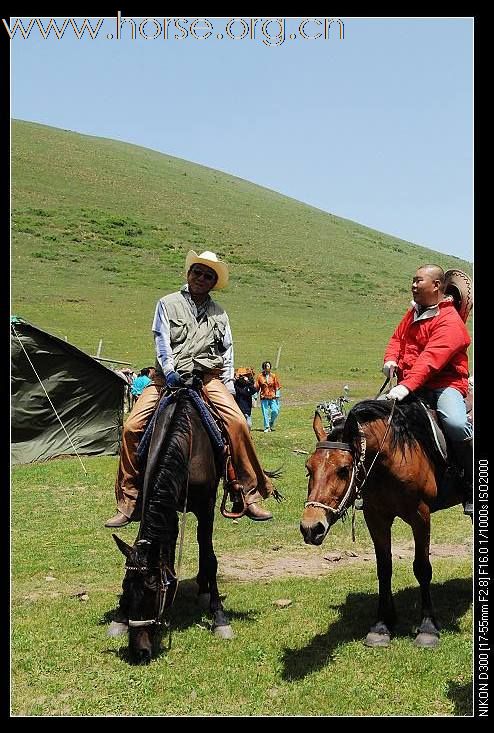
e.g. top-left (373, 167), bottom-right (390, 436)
top-left (300, 521), bottom-right (327, 545)
top-left (129, 628), bottom-right (154, 665)
top-left (131, 647), bottom-right (152, 665)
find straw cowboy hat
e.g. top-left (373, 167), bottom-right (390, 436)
top-left (444, 269), bottom-right (473, 323)
top-left (185, 250), bottom-right (229, 290)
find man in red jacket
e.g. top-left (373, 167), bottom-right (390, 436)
top-left (382, 264), bottom-right (473, 517)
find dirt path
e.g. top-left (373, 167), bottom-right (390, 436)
top-left (218, 541), bottom-right (473, 581)
top-left (18, 541), bottom-right (472, 603)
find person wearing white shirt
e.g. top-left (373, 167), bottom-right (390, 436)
top-left (105, 250), bottom-right (275, 527)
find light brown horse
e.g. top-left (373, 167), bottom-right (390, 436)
top-left (300, 398), bottom-right (466, 648)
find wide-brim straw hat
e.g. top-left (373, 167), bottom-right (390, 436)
top-left (185, 250), bottom-right (229, 290)
top-left (444, 269), bottom-right (473, 322)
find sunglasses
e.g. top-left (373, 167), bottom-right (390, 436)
top-left (190, 266), bottom-right (216, 282)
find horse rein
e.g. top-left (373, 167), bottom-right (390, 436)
top-left (374, 365), bottom-right (397, 399)
top-left (357, 399), bottom-right (396, 493)
top-left (170, 411), bottom-right (193, 606)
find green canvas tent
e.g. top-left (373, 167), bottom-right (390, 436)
top-left (11, 317), bottom-right (125, 465)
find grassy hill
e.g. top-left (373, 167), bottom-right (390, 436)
top-left (11, 120), bottom-right (472, 402)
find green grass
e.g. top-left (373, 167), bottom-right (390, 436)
top-left (12, 565), bottom-right (472, 716)
top-left (11, 407), bottom-right (473, 716)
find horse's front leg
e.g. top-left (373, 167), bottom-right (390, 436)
top-left (196, 498), bottom-right (234, 639)
top-left (364, 505), bottom-right (395, 647)
top-left (409, 502), bottom-right (440, 647)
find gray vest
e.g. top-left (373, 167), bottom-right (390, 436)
top-left (156, 291), bottom-right (230, 376)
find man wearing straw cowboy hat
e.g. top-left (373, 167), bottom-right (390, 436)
top-left (382, 265), bottom-right (473, 518)
top-left (105, 250), bottom-right (276, 528)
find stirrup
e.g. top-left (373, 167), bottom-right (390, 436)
top-left (220, 482), bottom-right (246, 519)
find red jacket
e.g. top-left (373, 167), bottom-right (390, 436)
top-left (384, 299), bottom-right (470, 396)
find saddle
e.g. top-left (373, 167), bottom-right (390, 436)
top-left (138, 382), bottom-right (246, 521)
top-left (417, 400), bottom-right (448, 462)
top-left (416, 392), bottom-right (473, 466)
top-left (416, 396), bottom-right (473, 513)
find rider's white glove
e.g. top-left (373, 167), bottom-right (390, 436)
top-left (386, 385), bottom-right (409, 401)
top-left (382, 360), bottom-right (398, 378)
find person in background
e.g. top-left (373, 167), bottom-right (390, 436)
top-left (234, 370), bottom-right (257, 431)
top-left (130, 367), bottom-right (155, 405)
top-left (256, 361), bottom-right (281, 432)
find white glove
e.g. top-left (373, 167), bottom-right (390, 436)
top-left (382, 361), bottom-right (397, 378)
top-left (386, 385), bottom-right (409, 401)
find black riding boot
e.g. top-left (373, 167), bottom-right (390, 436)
top-left (453, 438), bottom-right (473, 518)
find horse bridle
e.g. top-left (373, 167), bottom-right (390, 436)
top-left (304, 433), bottom-right (367, 519)
top-left (304, 405), bottom-right (396, 520)
top-left (127, 541), bottom-right (175, 629)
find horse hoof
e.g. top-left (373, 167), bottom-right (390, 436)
top-left (197, 593), bottom-right (211, 611)
top-left (213, 624), bottom-right (234, 640)
top-left (414, 632), bottom-right (439, 648)
top-left (364, 631), bottom-right (391, 648)
top-left (107, 621), bottom-right (128, 637)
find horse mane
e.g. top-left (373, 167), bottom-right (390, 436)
top-left (343, 397), bottom-right (439, 467)
top-left (140, 394), bottom-right (193, 543)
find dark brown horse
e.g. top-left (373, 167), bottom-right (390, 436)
top-left (108, 388), bottom-right (233, 664)
top-left (300, 397), bottom-right (466, 648)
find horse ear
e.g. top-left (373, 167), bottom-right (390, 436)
top-left (112, 533), bottom-right (133, 559)
top-left (313, 411), bottom-right (327, 442)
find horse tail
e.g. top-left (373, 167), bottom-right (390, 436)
top-left (265, 466), bottom-right (283, 479)
top-left (264, 466), bottom-right (284, 501)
